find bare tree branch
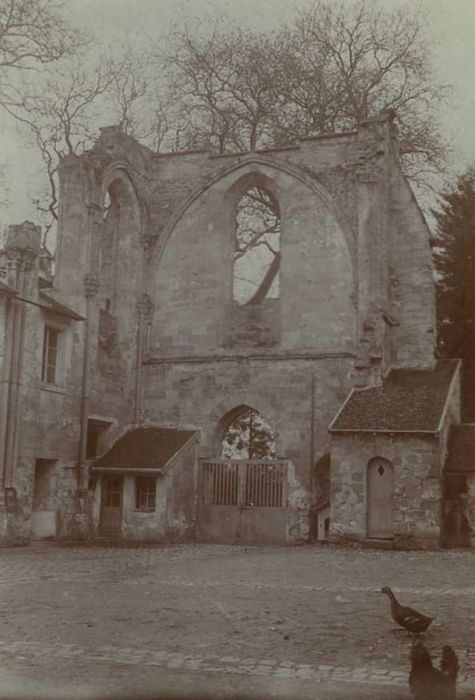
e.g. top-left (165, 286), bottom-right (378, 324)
top-left (157, 0), bottom-right (449, 194)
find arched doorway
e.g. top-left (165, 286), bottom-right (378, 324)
top-left (367, 457), bottom-right (394, 539)
top-left (197, 405), bottom-right (287, 543)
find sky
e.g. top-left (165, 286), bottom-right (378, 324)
top-left (1, 0), bottom-right (475, 231)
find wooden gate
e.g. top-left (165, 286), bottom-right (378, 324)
top-left (99, 476), bottom-right (123, 535)
top-left (367, 457), bottom-right (394, 539)
top-left (197, 460), bottom-right (288, 543)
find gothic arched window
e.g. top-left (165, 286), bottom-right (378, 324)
top-left (100, 176), bottom-right (139, 313)
top-left (221, 406), bottom-right (276, 459)
top-left (233, 186), bottom-right (281, 306)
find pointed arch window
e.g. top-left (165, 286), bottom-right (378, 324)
top-left (100, 175), bottom-right (140, 313)
top-left (222, 407), bottom-right (276, 459)
top-left (233, 186), bottom-right (281, 306)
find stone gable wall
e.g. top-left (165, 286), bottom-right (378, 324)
top-left (330, 432), bottom-right (442, 548)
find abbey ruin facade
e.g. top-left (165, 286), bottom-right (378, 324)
top-left (0, 111), bottom-right (470, 548)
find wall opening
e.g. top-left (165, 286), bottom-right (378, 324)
top-left (221, 406), bottom-right (276, 459)
top-left (32, 459), bottom-right (57, 539)
top-left (101, 180), bottom-right (132, 312)
top-left (98, 173), bottom-right (141, 374)
top-left (99, 174), bottom-right (141, 314)
top-left (443, 474), bottom-right (471, 547)
top-left (233, 186), bottom-right (281, 306)
top-left (86, 419), bottom-right (112, 460)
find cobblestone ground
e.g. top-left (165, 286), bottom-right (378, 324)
top-left (0, 542), bottom-right (474, 700)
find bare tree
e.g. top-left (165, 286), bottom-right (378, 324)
top-left (153, 2), bottom-right (448, 264)
top-left (159, 23), bottom-right (290, 153)
top-left (0, 159), bottom-right (7, 210)
top-left (0, 0), bottom-right (83, 101)
top-left (233, 187), bottom-right (281, 305)
top-left (3, 32), bottom-right (176, 240)
top-left (159, 1), bottom-right (449, 183)
top-left (108, 45), bottom-right (178, 153)
top-left (0, 0), bottom-right (84, 216)
top-left (289, 1), bottom-right (449, 187)
top-left (2, 1), bottom-right (449, 244)
top-left (4, 54), bottom-right (122, 238)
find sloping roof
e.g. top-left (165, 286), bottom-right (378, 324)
top-left (90, 426), bottom-right (199, 474)
top-left (329, 359), bottom-right (459, 434)
top-left (445, 424), bottom-right (475, 473)
top-left (39, 291), bottom-right (84, 320)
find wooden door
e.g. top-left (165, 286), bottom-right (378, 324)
top-left (367, 458), bottom-right (394, 539)
top-left (100, 476), bottom-right (123, 535)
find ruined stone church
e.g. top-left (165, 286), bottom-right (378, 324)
top-left (0, 111), bottom-right (471, 548)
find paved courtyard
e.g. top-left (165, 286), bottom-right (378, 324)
top-left (0, 542), bottom-right (474, 700)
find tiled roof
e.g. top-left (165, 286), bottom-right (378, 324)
top-left (91, 426), bottom-right (198, 473)
top-left (329, 360), bottom-right (459, 434)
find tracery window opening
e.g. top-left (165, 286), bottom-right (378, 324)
top-left (233, 186), bottom-right (281, 306)
top-left (222, 407), bottom-right (276, 460)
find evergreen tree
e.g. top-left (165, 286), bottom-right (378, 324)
top-left (222, 409), bottom-right (275, 460)
top-left (432, 167), bottom-right (475, 419)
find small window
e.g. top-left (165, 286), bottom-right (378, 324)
top-left (135, 477), bottom-right (156, 512)
top-left (41, 326), bottom-right (59, 384)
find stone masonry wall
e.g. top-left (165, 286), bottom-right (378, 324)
top-left (143, 357), bottom-right (353, 541)
top-left (0, 295), bottom-right (6, 375)
top-left (89, 441), bottom-right (198, 542)
top-left (121, 445), bottom-right (197, 542)
top-left (12, 304), bottom-right (84, 540)
top-left (0, 115), bottom-right (438, 545)
top-left (331, 433), bottom-right (442, 548)
top-left (0, 220), bottom-right (88, 543)
top-left (387, 163), bottom-right (436, 369)
top-left (150, 160), bottom-right (355, 357)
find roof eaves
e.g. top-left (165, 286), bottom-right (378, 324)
top-left (160, 431), bottom-right (200, 474)
top-left (39, 291), bottom-right (84, 321)
top-left (328, 386), bottom-right (375, 432)
top-left (90, 466), bottom-right (164, 475)
top-left (329, 427), bottom-right (438, 436)
top-left (436, 359), bottom-right (462, 434)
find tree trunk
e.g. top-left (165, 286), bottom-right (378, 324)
top-left (246, 252), bottom-right (280, 306)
